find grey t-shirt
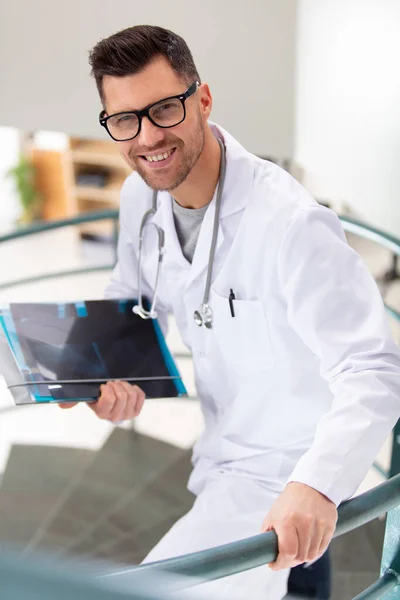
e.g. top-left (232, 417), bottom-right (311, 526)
top-left (172, 199), bottom-right (210, 263)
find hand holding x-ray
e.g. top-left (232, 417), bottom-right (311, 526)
top-left (59, 380), bottom-right (146, 423)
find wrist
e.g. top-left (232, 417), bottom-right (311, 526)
top-left (286, 481), bottom-right (334, 504)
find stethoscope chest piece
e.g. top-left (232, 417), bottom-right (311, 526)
top-left (194, 303), bottom-right (213, 328)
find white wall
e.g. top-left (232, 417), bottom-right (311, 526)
top-left (0, 0), bottom-right (297, 159)
top-left (0, 127), bottom-right (22, 231)
top-left (295, 0), bottom-right (400, 236)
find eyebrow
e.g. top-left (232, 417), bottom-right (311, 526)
top-left (108, 89), bottom-right (184, 117)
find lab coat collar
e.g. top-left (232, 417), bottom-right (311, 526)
top-left (150, 190), bottom-right (226, 287)
top-left (150, 192), bottom-right (189, 274)
top-left (209, 121), bottom-right (254, 220)
top-left (150, 122), bottom-right (254, 286)
top-left (187, 185), bottom-right (225, 287)
top-left (151, 122), bottom-right (253, 226)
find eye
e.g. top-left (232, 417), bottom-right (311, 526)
top-left (117, 114), bottom-right (136, 124)
top-left (158, 102), bottom-right (176, 111)
top-left (151, 100), bottom-right (182, 122)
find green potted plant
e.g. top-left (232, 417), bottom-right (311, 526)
top-left (6, 155), bottom-right (43, 224)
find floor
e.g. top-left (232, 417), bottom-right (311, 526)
top-left (0, 225), bottom-right (398, 599)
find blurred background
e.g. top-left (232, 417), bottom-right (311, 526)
top-left (0, 1), bottom-right (399, 598)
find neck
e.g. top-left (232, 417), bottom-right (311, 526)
top-left (171, 127), bottom-right (221, 209)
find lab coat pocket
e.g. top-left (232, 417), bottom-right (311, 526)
top-left (210, 289), bottom-right (274, 372)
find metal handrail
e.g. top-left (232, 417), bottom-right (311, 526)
top-left (385, 304), bottom-right (400, 324)
top-left (0, 210), bottom-right (398, 253)
top-left (0, 209), bottom-right (119, 243)
top-left (1, 211), bottom-right (400, 599)
top-left (339, 216), bottom-right (400, 326)
top-left (340, 216), bottom-right (400, 257)
top-left (99, 472), bottom-right (400, 591)
top-left (1, 473), bottom-right (400, 599)
top-left (353, 571), bottom-right (400, 600)
top-left (0, 265), bottom-right (114, 291)
top-left (0, 211), bottom-right (399, 323)
top-left (0, 550), bottom-right (168, 600)
top-left (0, 210), bottom-right (120, 291)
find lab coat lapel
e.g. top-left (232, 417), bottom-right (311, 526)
top-left (151, 191), bottom-right (189, 276)
top-left (185, 198), bottom-right (225, 289)
top-left (150, 123), bottom-right (254, 292)
top-left (185, 124), bottom-right (254, 289)
top-left (150, 185), bottom-right (225, 291)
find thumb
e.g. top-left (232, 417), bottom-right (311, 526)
top-left (58, 402), bottom-right (78, 409)
top-left (261, 514), bottom-right (273, 533)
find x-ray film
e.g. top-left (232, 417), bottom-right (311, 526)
top-left (0, 299), bottom-right (186, 404)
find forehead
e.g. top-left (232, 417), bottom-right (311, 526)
top-left (102, 56), bottom-right (187, 114)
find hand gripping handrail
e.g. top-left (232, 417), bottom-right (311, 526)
top-left (101, 473), bottom-right (400, 591)
top-left (1, 475), bottom-right (400, 600)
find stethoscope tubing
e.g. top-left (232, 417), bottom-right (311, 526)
top-left (134, 137), bottom-right (226, 328)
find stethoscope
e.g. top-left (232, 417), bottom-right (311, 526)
top-left (133, 137), bottom-right (226, 329)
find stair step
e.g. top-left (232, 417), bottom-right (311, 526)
top-left (0, 445), bottom-right (93, 551)
top-left (32, 428), bottom-right (186, 559)
top-left (70, 451), bottom-right (194, 563)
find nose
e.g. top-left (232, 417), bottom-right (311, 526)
top-left (138, 116), bottom-right (165, 149)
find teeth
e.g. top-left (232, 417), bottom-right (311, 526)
top-left (145, 149), bottom-right (173, 162)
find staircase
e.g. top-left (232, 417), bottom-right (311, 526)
top-left (0, 428), bottom-right (194, 567)
top-left (0, 423), bottom-right (387, 599)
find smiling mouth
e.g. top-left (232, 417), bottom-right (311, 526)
top-left (140, 147), bottom-right (176, 163)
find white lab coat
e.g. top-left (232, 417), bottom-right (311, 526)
top-left (105, 123), bottom-right (400, 595)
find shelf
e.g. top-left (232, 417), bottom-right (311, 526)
top-left (79, 220), bottom-right (116, 239)
top-left (62, 136), bottom-right (131, 239)
top-left (76, 200), bottom-right (118, 239)
top-left (75, 171), bottom-right (126, 204)
top-left (70, 138), bottom-right (131, 171)
top-left (75, 189), bottom-right (119, 203)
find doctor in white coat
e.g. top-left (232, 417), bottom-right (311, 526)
top-left (62, 25), bottom-right (400, 599)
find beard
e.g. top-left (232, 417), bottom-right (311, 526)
top-left (131, 115), bottom-right (205, 192)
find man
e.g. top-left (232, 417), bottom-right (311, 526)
top-left (62, 25), bottom-right (400, 599)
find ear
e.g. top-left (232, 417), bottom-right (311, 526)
top-left (198, 83), bottom-right (213, 120)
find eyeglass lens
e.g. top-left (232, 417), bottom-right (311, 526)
top-left (107, 98), bottom-right (185, 141)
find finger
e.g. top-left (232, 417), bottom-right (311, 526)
top-left (261, 517), bottom-right (271, 534)
top-left (109, 381), bottom-right (128, 422)
top-left (91, 382), bottom-right (116, 419)
top-left (118, 383), bottom-right (146, 419)
top-left (133, 385), bottom-right (146, 417)
top-left (317, 526), bottom-right (335, 560)
top-left (118, 381), bottom-right (137, 421)
top-left (294, 517), bottom-right (315, 565)
top-left (124, 399), bottom-right (136, 421)
top-left (306, 520), bottom-right (325, 563)
top-left (269, 525), bottom-right (299, 571)
top-left (58, 402), bottom-right (78, 409)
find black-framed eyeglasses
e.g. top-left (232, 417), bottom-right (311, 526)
top-left (99, 81), bottom-right (199, 142)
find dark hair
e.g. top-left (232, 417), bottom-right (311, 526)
top-left (89, 25), bottom-right (201, 105)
